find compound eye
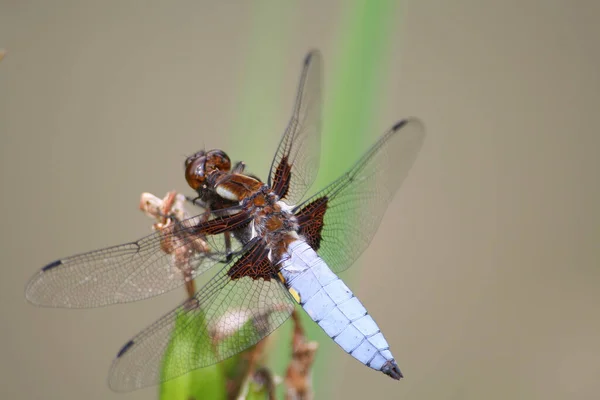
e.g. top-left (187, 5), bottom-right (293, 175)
top-left (184, 150), bottom-right (206, 168)
top-left (206, 149), bottom-right (231, 173)
top-left (184, 157), bottom-right (206, 190)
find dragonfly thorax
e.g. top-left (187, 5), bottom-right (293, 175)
top-left (240, 188), bottom-right (299, 259)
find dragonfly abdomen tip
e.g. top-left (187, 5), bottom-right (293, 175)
top-left (382, 360), bottom-right (403, 380)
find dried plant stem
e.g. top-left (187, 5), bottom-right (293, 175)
top-left (254, 367), bottom-right (276, 400)
top-left (231, 339), bottom-right (269, 399)
top-left (284, 310), bottom-right (319, 400)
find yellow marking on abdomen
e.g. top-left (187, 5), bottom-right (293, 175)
top-left (277, 272), bottom-right (301, 303)
top-left (288, 287), bottom-right (301, 303)
top-left (277, 272), bottom-right (286, 284)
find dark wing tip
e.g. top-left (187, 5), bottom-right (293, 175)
top-left (382, 360), bottom-right (403, 380)
top-left (304, 49), bottom-right (321, 65)
top-left (116, 340), bottom-right (135, 358)
top-left (41, 259), bottom-right (62, 272)
top-left (392, 116), bottom-right (426, 133)
top-left (392, 119), bottom-right (409, 132)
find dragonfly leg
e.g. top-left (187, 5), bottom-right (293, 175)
top-left (185, 195), bottom-right (209, 209)
top-left (232, 161), bottom-right (246, 174)
top-left (224, 231), bottom-right (233, 261)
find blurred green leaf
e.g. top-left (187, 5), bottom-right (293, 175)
top-left (159, 310), bottom-right (229, 400)
top-left (245, 379), bottom-right (270, 400)
top-left (159, 305), bottom-right (281, 399)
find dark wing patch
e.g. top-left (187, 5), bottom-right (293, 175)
top-left (270, 155), bottom-right (292, 200)
top-left (227, 240), bottom-right (273, 280)
top-left (296, 196), bottom-right (328, 251)
top-left (268, 50), bottom-right (323, 205)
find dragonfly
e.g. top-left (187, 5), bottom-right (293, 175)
top-left (25, 50), bottom-right (425, 392)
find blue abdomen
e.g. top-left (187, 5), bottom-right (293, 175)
top-left (278, 240), bottom-right (402, 379)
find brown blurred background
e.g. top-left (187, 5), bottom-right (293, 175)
top-left (1, 1), bottom-right (599, 399)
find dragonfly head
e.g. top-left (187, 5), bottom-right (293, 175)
top-left (184, 149), bottom-right (231, 190)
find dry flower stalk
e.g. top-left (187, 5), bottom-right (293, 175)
top-left (284, 310), bottom-right (319, 400)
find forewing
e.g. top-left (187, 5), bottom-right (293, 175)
top-left (25, 215), bottom-right (240, 308)
top-left (108, 240), bottom-right (294, 392)
top-left (296, 118), bottom-right (425, 273)
top-left (268, 50), bottom-right (323, 205)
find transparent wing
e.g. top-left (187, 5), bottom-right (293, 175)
top-left (268, 50), bottom-right (323, 205)
top-left (295, 118), bottom-right (425, 274)
top-left (108, 240), bottom-right (294, 392)
top-left (25, 214), bottom-right (243, 308)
